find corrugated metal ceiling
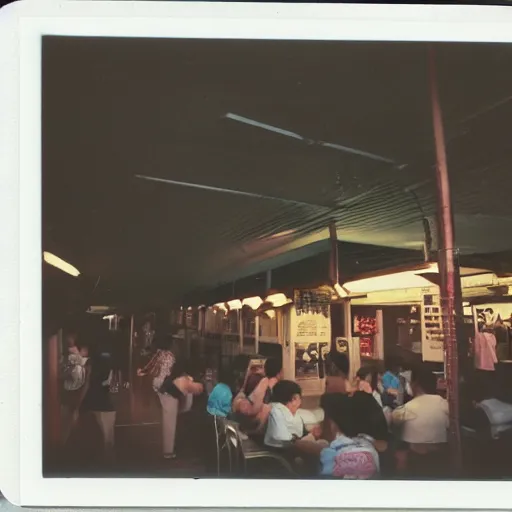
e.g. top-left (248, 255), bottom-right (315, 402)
top-left (42, 37), bottom-right (512, 305)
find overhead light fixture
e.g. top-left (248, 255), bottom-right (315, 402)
top-left (227, 299), bottom-right (243, 311)
top-left (43, 251), bottom-right (80, 277)
top-left (102, 315), bottom-right (116, 320)
top-left (334, 283), bottom-right (349, 299)
top-left (242, 296), bottom-right (263, 310)
top-left (87, 306), bottom-right (112, 314)
top-left (265, 309), bottom-right (276, 320)
top-left (265, 293), bottom-right (291, 308)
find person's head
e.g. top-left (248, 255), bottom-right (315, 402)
top-left (321, 393), bottom-right (357, 442)
top-left (386, 356), bottom-right (404, 375)
top-left (217, 365), bottom-right (235, 391)
top-left (272, 380), bottom-right (302, 414)
top-left (356, 366), bottom-right (378, 391)
top-left (77, 343), bottom-right (89, 358)
top-left (326, 351), bottom-right (349, 378)
top-left (154, 335), bottom-right (174, 352)
top-left (411, 366), bottom-right (437, 396)
top-left (264, 358), bottom-right (283, 380)
top-left (65, 332), bottom-right (77, 348)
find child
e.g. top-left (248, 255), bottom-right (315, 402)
top-left (295, 393), bottom-right (380, 479)
top-left (63, 344), bottom-right (89, 391)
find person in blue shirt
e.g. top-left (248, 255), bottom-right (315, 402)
top-left (207, 367), bottom-right (235, 418)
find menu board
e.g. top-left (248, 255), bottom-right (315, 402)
top-left (421, 293), bottom-right (445, 362)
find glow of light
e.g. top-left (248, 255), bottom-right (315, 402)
top-left (214, 302), bottom-right (227, 311)
top-left (269, 229), bottom-right (297, 239)
top-left (102, 315), bottom-right (116, 320)
top-left (334, 283), bottom-right (349, 298)
top-left (242, 296), bottom-right (264, 310)
top-left (265, 309), bottom-right (276, 320)
top-left (187, 306), bottom-right (193, 311)
top-left (463, 306), bottom-right (472, 316)
top-left (265, 293), bottom-right (292, 308)
top-left (344, 263), bottom-right (438, 294)
top-left (87, 306), bottom-right (112, 315)
top-left (227, 299), bottom-right (243, 311)
top-left (43, 251), bottom-right (80, 277)
top-left (198, 304), bottom-right (206, 309)
top-left (463, 302), bottom-right (470, 307)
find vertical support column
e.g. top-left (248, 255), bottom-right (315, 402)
top-left (255, 314), bottom-right (260, 355)
top-left (344, 299), bottom-right (358, 381)
top-left (266, 270), bottom-right (272, 292)
top-left (129, 314), bottom-right (135, 386)
top-left (239, 309), bottom-right (244, 354)
top-left (329, 221), bottom-right (339, 285)
top-left (429, 44), bottom-right (462, 474)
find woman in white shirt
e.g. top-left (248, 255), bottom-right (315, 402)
top-left (391, 366), bottom-right (449, 477)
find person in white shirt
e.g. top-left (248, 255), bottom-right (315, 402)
top-left (391, 366), bottom-right (449, 477)
top-left (264, 380), bottom-right (307, 448)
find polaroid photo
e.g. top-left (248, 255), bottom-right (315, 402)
top-left (1, 0), bottom-right (512, 508)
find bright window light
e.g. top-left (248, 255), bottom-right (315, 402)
top-left (242, 296), bottom-right (263, 309)
top-left (43, 251), bottom-right (80, 277)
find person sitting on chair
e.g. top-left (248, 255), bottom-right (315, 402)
top-left (294, 393), bottom-right (380, 479)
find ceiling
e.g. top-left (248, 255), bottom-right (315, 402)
top-left (42, 37), bottom-right (512, 306)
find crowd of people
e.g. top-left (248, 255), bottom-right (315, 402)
top-left (57, 323), bottom-right (512, 479)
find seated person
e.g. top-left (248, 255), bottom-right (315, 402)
top-left (323, 351), bottom-right (389, 453)
top-left (356, 366), bottom-right (383, 408)
top-left (391, 366), bottom-right (448, 477)
top-left (294, 393), bottom-right (380, 479)
top-left (207, 367), bottom-right (235, 418)
top-left (264, 380), bottom-right (322, 448)
top-left (232, 358), bottom-right (283, 434)
top-left (324, 351), bottom-right (352, 394)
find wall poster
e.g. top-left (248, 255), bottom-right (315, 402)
top-left (421, 293), bottom-right (445, 362)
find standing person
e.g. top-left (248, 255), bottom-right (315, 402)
top-left (61, 342), bottom-right (89, 447)
top-left (137, 335), bottom-right (176, 459)
top-left (80, 342), bottom-right (117, 466)
top-left (157, 358), bottom-right (204, 459)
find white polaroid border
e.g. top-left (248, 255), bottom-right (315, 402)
top-left (2, 0), bottom-right (512, 507)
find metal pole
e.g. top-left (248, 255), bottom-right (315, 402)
top-left (129, 314), bottom-right (135, 385)
top-left (255, 315), bottom-right (260, 355)
top-left (329, 221), bottom-right (339, 285)
top-left (239, 309), bottom-right (244, 354)
top-left (428, 44), bottom-right (462, 474)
